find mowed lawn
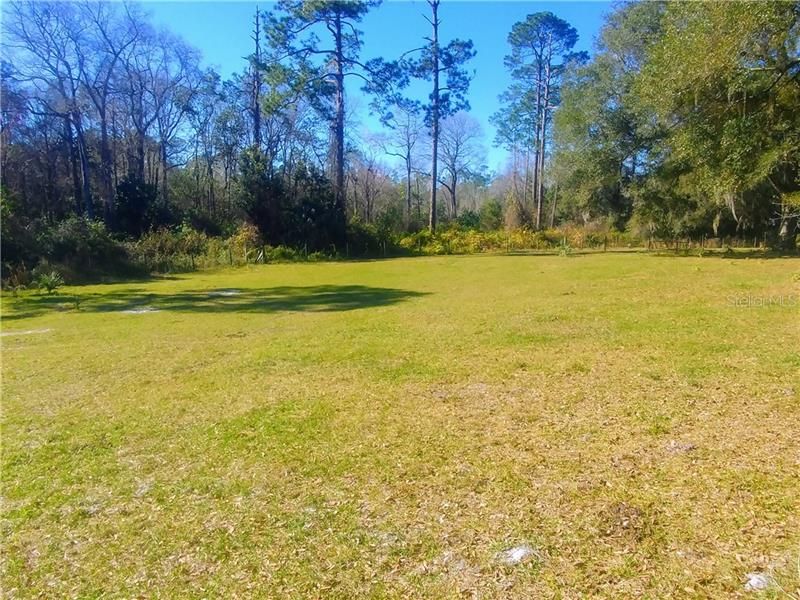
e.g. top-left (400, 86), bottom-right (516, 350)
top-left (2, 252), bottom-right (799, 598)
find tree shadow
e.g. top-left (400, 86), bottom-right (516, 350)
top-left (3, 285), bottom-right (427, 321)
top-left (651, 249), bottom-right (800, 260)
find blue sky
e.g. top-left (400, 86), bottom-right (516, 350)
top-left (146, 1), bottom-right (612, 172)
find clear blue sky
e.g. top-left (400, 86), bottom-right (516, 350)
top-left (146, 1), bottom-right (612, 172)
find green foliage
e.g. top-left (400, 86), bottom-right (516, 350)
top-left (374, 203), bottom-right (406, 237)
top-left (114, 177), bottom-right (174, 236)
top-left (478, 200), bottom-right (504, 231)
top-left (552, 2), bottom-right (664, 227)
top-left (235, 150), bottom-right (344, 251)
top-left (635, 1), bottom-right (799, 238)
top-left (553, 0), bottom-right (799, 243)
top-left (345, 221), bottom-right (401, 257)
top-left (229, 222), bottom-right (262, 262)
top-left (398, 225), bottom-right (641, 256)
top-left (2, 264), bottom-right (31, 295)
top-left (0, 185), bottom-right (38, 270)
top-left (178, 224), bottom-right (210, 261)
top-left (235, 148), bottom-right (284, 242)
top-left (404, 24), bottom-right (476, 127)
top-left (263, 245), bottom-right (301, 262)
top-left (129, 229), bottom-right (188, 273)
top-left (33, 265), bottom-right (64, 294)
top-left (456, 209), bottom-right (480, 230)
top-left (38, 218), bottom-right (131, 280)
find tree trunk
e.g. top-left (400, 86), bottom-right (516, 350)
top-left (136, 130), bottom-right (146, 181)
top-left (536, 45), bottom-right (555, 230)
top-left (64, 118), bottom-right (83, 216)
top-left (429, 0), bottom-right (440, 233)
top-left (111, 106), bottom-right (119, 189)
top-left (99, 112), bottom-right (114, 224)
top-left (332, 15), bottom-right (346, 236)
top-left (72, 112), bottom-right (93, 219)
top-left (451, 174), bottom-right (457, 218)
top-left (252, 8), bottom-right (262, 149)
top-left (531, 61), bottom-right (543, 222)
top-left (535, 116), bottom-right (546, 229)
top-left (549, 179), bottom-right (558, 228)
top-left (406, 157), bottom-right (413, 223)
top-left (134, 91), bottom-right (146, 181)
top-left (522, 147), bottom-right (529, 208)
top-left (778, 197), bottom-right (797, 250)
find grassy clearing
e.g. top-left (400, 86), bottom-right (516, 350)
top-left (2, 252), bottom-right (799, 598)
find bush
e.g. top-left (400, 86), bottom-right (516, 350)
top-left (33, 265), bottom-right (64, 294)
top-left (397, 224), bottom-right (642, 257)
top-left (114, 176), bottom-right (175, 236)
top-left (346, 220), bottom-right (399, 257)
top-left (1, 263), bottom-right (31, 294)
top-left (479, 200), bottom-right (504, 231)
top-left (128, 229), bottom-right (184, 272)
top-left (178, 224), bottom-right (209, 268)
top-left (264, 245), bottom-right (301, 262)
top-left (456, 210), bottom-right (480, 230)
top-left (229, 222), bottom-right (262, 262)
top-left (375, 204), bottom-right (406, 237)
top-left (34, 217), bottom-right (131, 280)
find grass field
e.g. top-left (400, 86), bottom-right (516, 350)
top-left (2, 252), bottom-right (799, 598)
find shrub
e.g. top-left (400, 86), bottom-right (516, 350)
top-left (2, 263), bottom-right (31, 295)
top-left (456, 210), bottom-right (480, 230)
top-left (375, 204), bottom-right (406, 237)
top-left (228, 222), bottom-right (262, 263)
top-left (114, 177), bottom-right (169, 236)
top-left (504, 197), bottom-right (531, 229)
top-left (33, 265), bottom-right (64, 294)
top-left (400, 224), bottom-right (647, 256)
top-left (129, 228), bottom-right (185, 272)
top-left (34, 217), bottom-right (131, 280)
top-left (346, 220), bottom-right (399, 257)
top-left (479, 200), bottom-right (504, 231)
top-left (264, 245), bottom-right (301, 262)
top-left (178, 224), bottom-right (209, 268)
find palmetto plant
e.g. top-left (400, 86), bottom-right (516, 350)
top-left (36, 270), bottom-right (64, 295)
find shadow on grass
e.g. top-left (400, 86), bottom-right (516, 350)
top-left (3, 285), bottom-right (427, 321)
top-left (651, 249), bottom-right (800, 260)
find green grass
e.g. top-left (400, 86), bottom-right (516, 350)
top-left (2, 252), bottom-right (799, 598)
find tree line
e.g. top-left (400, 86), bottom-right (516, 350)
top-left (1, 0), bottom-right (797, 277)
top-left (551, 1), bottom-right (799, 247)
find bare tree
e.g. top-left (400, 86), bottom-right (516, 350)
top-left (438, 111), bottom-right (484, 218)
top-left (75, 1), bottom-right (140, 221)
top-left (4, 1), bottom-right (94, 217)
top-left (118, 15), bottom-right (159, 183)
top-left (380, 101), bottom-right (423, 223)
top-left (151, 33), bottom-right (202, 204)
